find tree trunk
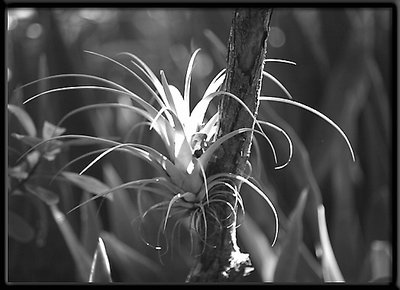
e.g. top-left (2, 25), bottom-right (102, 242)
top-left (186, 8), bottom-right (273, 282)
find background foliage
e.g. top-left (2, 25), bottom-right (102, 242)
top-left (7, 7), bottom-right (393, 283)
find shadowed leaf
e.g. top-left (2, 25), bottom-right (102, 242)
top-left (103, 164), bottom-right (141, 248)
top-left (8, 210), bottom-right (35, 243)
top-left (80, 192), bottom-right (103, 256)
top-left (25, 185), bottom-right (60, 206)
top-left (62, 171), bottom-right (112, 200)
top-left (49, 204), bottom-right (92, 281)
top-left (274, 189), bottom-right (308, 282)
top-left (101, 232), bottom-right (164, 282)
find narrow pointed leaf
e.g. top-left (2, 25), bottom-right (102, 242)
top-left (260, 96), bottom-right (356, 162)
top-left (116, 51), bottom-right (169, 105)
top-left (89, 237), bottom-right (112, 283)
top-left (184, 48), bottom-right (201, 114)
top-left (317, 205), bottom-right (345, 282)
top-left (202, 70), bottom-right (226, 99)
top-left (84, 50), bottom-right (165, 108)
top-left (262, 71), bottom-right (293, 99)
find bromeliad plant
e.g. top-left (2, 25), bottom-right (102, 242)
top-left (17, 48), bottom-right (355, 256)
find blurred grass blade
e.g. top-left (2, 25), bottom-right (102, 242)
top-left (101, 232), bottom-right (165, 282)
top-left (8, 210), bottom-right (35, 243)
top-left (49, 204), bottom-right (92, 281)
top-left (7, 104), bottom-right (37, 137)
top-left (317, 205), bottom-right (344, 282)
top-left (80, 192), bottom-right (103, 256)
top-left (238, 215), bottom-right (277, 282)
top-left (370, 240), bottom-right (392, 282)
top-left (274, 189), bottom-right (308, 282)
top-left (89, 237), bottom-right (112, 283)
top-left (103, 164), bottom-right (141, 247)
top-left (25, 185), bottom-right (60, 206)
top-left (61, 172), bottom-right (112, 200)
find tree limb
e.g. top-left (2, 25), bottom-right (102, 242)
top-left (186, 8), bottom-right (273, 282)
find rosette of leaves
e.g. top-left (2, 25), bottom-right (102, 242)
top-left (17, 48), bottom-right (355, 253)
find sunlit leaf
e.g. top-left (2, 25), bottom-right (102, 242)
top-left (89, 237), bottom-right (112, 283)
top-left (317, 205), bottom-right (344, 282)
top-left (370, 240), bottom-right (392, 282)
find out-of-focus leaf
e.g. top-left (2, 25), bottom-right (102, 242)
top-left (12, 133), bottom-right (42, 147)
top-left (297, 244), bottom-right (323, 283)
top-left (370, 240), bottom-right (391, 282)
top-left (8, 165), bottom-right (29, 180)
top-left (25, 185), bottom-right (60, 206)
top-left (80, 192), bottom-right (102, 256)
top-left (103, 164), bottom-right (141, 248)
top-left (292, 9), bottom-right (329, 73)
top-left (101, 232), bottom-right (164, 282)
top-left (42, 141), bottom-right (63, 161)
top-left (8, 210), bottom-right (35, 243)
top-left (370, 276), bottom-right (392, 284)
top-left (274, 189), bottom-right (308, 282)
top-left (12, 132), bottom-right (63, 162)
top-left (49, 204), bottom-right (92, 281)
top-left (29, 195), bottom-right (49, 247)
top-left (62, 171), bottom-right (112, 200)
top-left (89, 237), bottom-right (112, 283)
top-left (317, 205), bottom-right (344, 282)
top-left (25, 151), bottom-right (41, 168)
top-left (8, 104), bottom-right (37, 137)
top-left (238, 214), bottom-right (277, 282)
top-left (203, 29), bottom-right (227, 68)
top-left (42, 120), bottom-right (66, 140)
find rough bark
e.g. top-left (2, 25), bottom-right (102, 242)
top-left (186, 8), bottom-right (273, 282)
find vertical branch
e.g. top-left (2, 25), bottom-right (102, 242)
top-left (187, 8), bottom-right (273, 282)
